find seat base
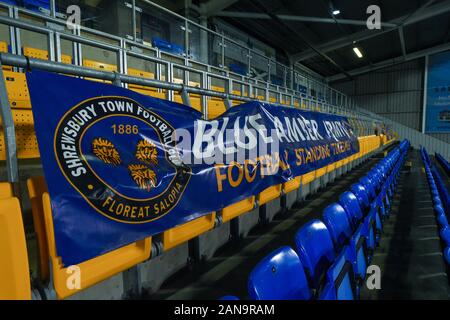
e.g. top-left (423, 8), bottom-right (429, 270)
top-left (65, 273), bottom-right (124, 300)
top-left (232, 208), bottom-right (260, 239)
top-left (259, 198), bottom-right (281, 223)
top-left (285, 190), bottom-right (298, 210)
top-left (198, 222), bottom-right (231, 260)
top-left (137, 243), bottom-right (189, 295)
top-left (298, 183), bottom-right (312, 201)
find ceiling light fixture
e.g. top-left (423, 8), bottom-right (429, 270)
top-left (332, 9), bottom-right (340, 15)
top-left (353, 47), bottom-right (363, 58)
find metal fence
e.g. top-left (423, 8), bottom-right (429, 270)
top-left (0, 0), bottom-right (356, 110)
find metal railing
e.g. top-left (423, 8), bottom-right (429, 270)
top-left (0, 0), bottom-right (356, 110)
top-left (0, 51), bottom-right (381, 190)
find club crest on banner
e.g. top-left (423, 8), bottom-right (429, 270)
top-left (53, 96), bottom-right (191, 224)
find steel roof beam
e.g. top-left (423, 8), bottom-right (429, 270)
top-left (291, 0), bottom-right (450, 62)
top-left (327, 41), bottom-right (450, 82)
top-left (214, 11), bottom-right (398, 27)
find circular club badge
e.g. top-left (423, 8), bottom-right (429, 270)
top-left (54, 96), bottom-right (191, 224)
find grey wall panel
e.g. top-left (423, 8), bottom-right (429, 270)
top-left (332, 58), bottom-right (450, 144)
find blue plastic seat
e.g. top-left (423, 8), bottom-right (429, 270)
top-left (360, 176), bottom-right (376, 201)
top-left (339, 191), bottom-right (364, 230)
top-left (444, 247), bottom-right (450, 265)
top-left (322, 203), bottom-right (353, 252)
top-left (351, 183), bottom-right (370, 211)
top-left (248, 246), bottom-right (312, 300)
top-left (294, 220), bottom-right (336, 292)
top-left (319, 251), bottom-right (355, 300)
top-left (440, 227), bottom-right (450, 247)
top-left (322, 203), bottom-right (367, 291)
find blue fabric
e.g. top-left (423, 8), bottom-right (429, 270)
top-left (26, 70), bottom-right (360, 265)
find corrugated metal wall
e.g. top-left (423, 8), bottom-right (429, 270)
top-left (332, 58), bottom-right (449, 144)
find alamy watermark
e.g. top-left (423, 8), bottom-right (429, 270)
top-left (366, 5), bottom-right (382, 30)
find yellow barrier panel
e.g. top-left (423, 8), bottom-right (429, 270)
top-left (258, 184), bottom-right (282, 206)
top-left (222, 197), bottom-right (255, 223)
top-left (302, 171), bottom-right (316, 185)
top-left (283, 176), bottom-right (301, 194)
top-left (163, 213), bottom-right (216, 251)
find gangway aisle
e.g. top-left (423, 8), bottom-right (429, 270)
top-left (360, 150), bottom-right (450, 300)
top-left (147, 149), bottom-right (394, 300)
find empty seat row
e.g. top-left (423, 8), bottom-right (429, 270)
top-left (22, 134), bottom-right (385, 299)
top-left (420, 148), bottom-right (450, 266)
top-left (435, 153), bottom-right (450, 178)
top-left (221, 140), bottom-right (410, 300)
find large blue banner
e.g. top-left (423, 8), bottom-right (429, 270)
top-left (27, 70), bottom-right (359, 265)
top-left (425, 50), bottom-right (450, 133)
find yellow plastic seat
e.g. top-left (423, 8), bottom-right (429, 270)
top-left (0, 197), bottom-right (32, 300)
top-left (0, 41), bottom-right (12, 71)
top-left (27, 177), bottom-right (151, 299)
top-left (207, 85), bottom-right (226, 119)
top-left (172, 79), bottom-right (202, 112)
top-left (1, 71), bottom-right (40, 160)
top-left (0, 109), bottom-right (39, 160)
top-left (23, 47), bottom-right (72, 64)
top-left (83, 59), bottom-right (117, 83)
top-left (231, 90), bottom-right (244, 106)
top-left (127, 68), bottom-right (167, 100)
top-left (222, 197), bottom-right (255, 223)
top-left (3, 70), bottom-right (31, 109)
top-left (174, 95), bottom-right (201, 111)
top-left (163, 213), bottom-right (216, 251)
top-left (258, 184), bottom-right (282, 206)
top-left (0, 182), bottom-right (13, 199)
top-left (283, 176), bottom-right (301, 194)
top-left (0, 41), bottom-right (7, 53)
top-left (207, 99), bottom-right (226, 119)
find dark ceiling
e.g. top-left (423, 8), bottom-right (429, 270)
top-left (208, 0), bottom-right (450, 80)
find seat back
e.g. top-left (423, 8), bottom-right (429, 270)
top-left (248, 246), bottom-right (311, 300)
top-left (294, 219), bottom-right (336, 290)
top-left (350, 183), bottom-right (370, 210)
top-left (0, 197), bottom-right (31, 299)
top-left (322, 203), bottom-right (353, 252)
top-left (339, 191), bottom-right (363, 230)
top-left (359, 176), bottom-right (375, 201)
